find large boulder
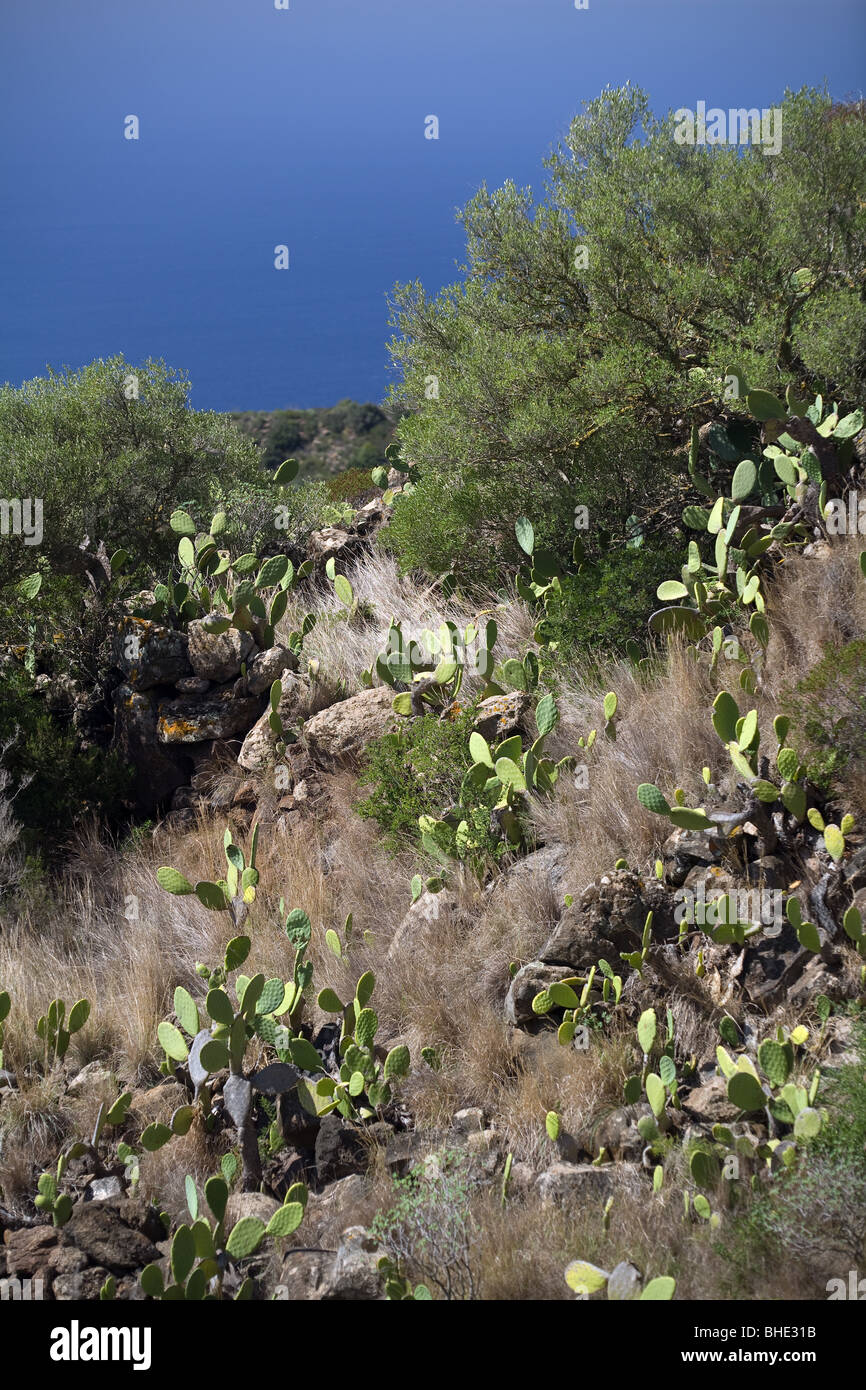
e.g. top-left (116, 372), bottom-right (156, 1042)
top-left (463, 692), bottom-right (530, 742)
top-left (60, 1199), bottom-right (163, 1271)
top-left (387, 889), bottom-right (460, 961)
top-left (303, 688), bottom-right (399, 767)
top-left (244, 644), bottom-right (299, 695)
top-left (505, 962), bottom-right (579, 1026)
top-left (187, 620), bottom-right (255, 683)
top-left (113, 617), bottom-right (191, 690)
top-left (539, 871), bottom-right (677, 972)
top-left (535, 1162), bottom-right (626, 1206)
top-left (315, 1116), bottom-right (367, 1185)
top-left (157, 688), bottom-right (263, 743)
top-left (237, 672), bottom-right (308, 772)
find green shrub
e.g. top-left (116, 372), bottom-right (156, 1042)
top-left (326, 468), bottom-right (379, 508)
top-left (540, 535), bottom-right (686, 659)
top-left (356, 705), bottom-right (504, 860)
top-left (0, 666), bottom-right (132, 846)
top-left (730, 1018), bottom-right (866, 1271)
top-left (781, 640), bottom-right (866, 792)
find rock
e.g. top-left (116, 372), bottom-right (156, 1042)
top-left (590, 1107), bottom-right (647, 1163)
top-left (315, 1116), bottom-right (367, 1185)
top-left (682, 1077), bottom-right (739, 1126)
top-left (742, 922), bottom-right (810, 1006)
top-left (306, 1175), bottom-right (370, 1233)
top-left (53, 1266), bottom-right (113, 1300)
top-left (662, 828), bottom-right (726, 886)
top-left (491, 844), bottom-right (571, 896)
top-left (277, 1250), bottom-right (334, 1300)
top-left (175, 675), bottom-right (212, 696)
top-left (786, 953), bottom-right (848, 1009)
top-left (384, 1131), bottom-right (439, 1177)
top-left (157, 688), bottom-right (263, 743)
top-left (308, 528), bottom-right (365, 567)
top-left (538, 871), bottom-right (677, 973)
top-left (463, 1129), bottom-right (505, 1174)
top-left (244, 645), bottom-right (299, 695)
top-left (187, 620), bottom-right (255, 683)
top-left (505, 1161), bottom-right (536, 1196)
top-left (113, 618), bottom-right (191, 690)
top-left (469, 692), bottom-right (530, 742)
top-left (303, 688), bottom-right (399, 767)
top-left (744, 855), bottom-right (788, 890)
top-left (46, 1245), bottom-right (89, 1276)
top-left (607, 1261), bottom-right (642, 1301)
top-left (536, 1162), bottom-right (622, 1206)
top-left (388, 889), bottom-right (460, 961)
top-left (113, 684), bottom-right (190, 810)
top-left (129, 1080), bottom-right (188, 1127)
top-left (237, 673), bottom-right (308, 772)
top-left (84, 1176), bottom-right (125, 1203)
top-left (225, 1193), bottom-right (282, 1231)
top-left (277, 1088), bottom-right (321, 1150)
top-left (66, 1061), bottom-right (113, 1099)
top-left (452, 1107), bottom-right (486, 1136)
top-left (319, 1226), bottom-right (383, 1301)
top-left (505, 962), bottom-right (577, 1026)
top-left (3, 1225), bottom-right (58, 1278)
top-left (352, 498), bottom-right (388, 534)
top-left (61, 1199), bottom-right (163, 1271)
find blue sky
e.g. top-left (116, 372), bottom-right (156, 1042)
top-left (1, 0), bottom-right (864, 410)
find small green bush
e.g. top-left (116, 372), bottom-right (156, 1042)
top-left (356, 705), bottom-right (503, 860)
top-left (781, 640), bottom-right (866, 792)
top-left (0, 667), bottom-right (132, 846)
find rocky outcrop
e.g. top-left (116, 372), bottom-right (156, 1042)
top-left (187, 621), bottom-right (255, 683)
top-left (303, 687), bottom-right (399, 767)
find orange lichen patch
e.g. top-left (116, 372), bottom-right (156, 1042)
top-left (157, 717), bottom-right (203, 740)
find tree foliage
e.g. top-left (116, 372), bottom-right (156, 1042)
top-left (385, 85), bottom-right (866, 579)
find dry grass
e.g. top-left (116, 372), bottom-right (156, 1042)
top-left (0, 534), bottom-right (863, 1292)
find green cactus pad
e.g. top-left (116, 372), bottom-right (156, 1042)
top-left (384, 1045), bottom-right (411, 1080)
top-left (267, 1202), bottom-right (305, 1238)
top-left (727, 1071), bottom-right (767, 1112)
top-left (758, 1040), bottom-right (791, 1087)
top-left (637, 783), bottom-right (671, 816)
top-left (689, 1149), bottom-right (719, 1190)
top-left (564, 1260), bottom-right (608, 1295)
top-left (157, 1021), bottom-right (189, 1062)
top-left (355, 1008), bottom-right (378, 1049)
top-left (225, 1217), bottom-right (265, 1260)
top-left (668, 807), bottom-right (716, 830)
top-left (637, 1008), bottom-right (657, 1055)
top-left (156, 867), bottom-right (195, 895)
top-left (645, 1073), bottom-right (666, 1118)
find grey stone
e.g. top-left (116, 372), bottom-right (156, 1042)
top-left (303, 688), bottom-right (399, 767)
top-left (187, 620), bottom-right (255, 682)
top-left (505, 962), bottom-right (576, 1026)
top-left (452, 1107), bottom-right (486, 1136)
top-left (157, 688), bottom-right (263, 743)
top-left (84, 1176), bottom-right (125, 1203)
top-left (536, 1162), bottom-right (622, 1206)
top-left (113, 617), bottom-right (191, 690)
top-left (388, 889), bottom-right (459, 961)
top-left (244, 644), bottom-right (299, 695)
top-left (607, 1262), bottom-right (643, 1300)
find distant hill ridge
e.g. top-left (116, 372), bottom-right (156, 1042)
top-left (229, 399), bottom-right (399, 480)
